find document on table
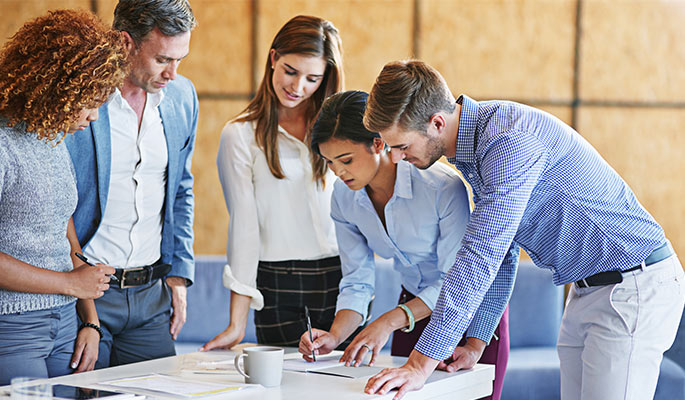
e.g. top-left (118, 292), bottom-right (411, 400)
top-left (283, 356), bottom-right (384, 379)
top-left (180, 357), bottom-right (241, 375)
top-left (99, 374), bottom-right (255, 398)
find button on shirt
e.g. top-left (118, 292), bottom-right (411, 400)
top-left (83, 90), bottom-right (168, 269)
top-left (414, 94), bottom-right (665, 360)
top-left (217, 120), bottom-right (338, 310)
top-left (332, 161), bottom-right (505, 341)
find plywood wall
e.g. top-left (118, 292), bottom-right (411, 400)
top-left (4, 0), bottom-right (683, 262)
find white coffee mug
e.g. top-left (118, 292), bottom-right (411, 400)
top-left (234, 346), bottom-right (284, 387)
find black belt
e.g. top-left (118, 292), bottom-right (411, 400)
top-left (576, 243), bottom-right (674, 288)
top-left (112, 262), bottom-right (172, 288)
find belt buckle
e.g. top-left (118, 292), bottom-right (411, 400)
top-left (120, 267), bottom-right (147, 289)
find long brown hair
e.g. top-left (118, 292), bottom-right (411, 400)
top-left (235, 15), bottom-right (344, 185)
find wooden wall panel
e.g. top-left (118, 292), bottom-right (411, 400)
top-left (0, 0), bottom-right (91, 45)
top-left (3, 1), bottom-right (682, 260)
top-left (94, 0), bottom-right (116, 25)
top-left (192, 99), bottom-right (249, 254)
top-left (177, 0), bottom-right (252, 94)
top-left (420, 0), bottom-right (577, 101)
top-left (580, 0), bottom-right (685, 102)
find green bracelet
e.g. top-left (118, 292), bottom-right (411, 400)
top-left (397, 303), bottom-right (415, 333)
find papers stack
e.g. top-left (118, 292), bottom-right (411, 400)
top-left (100, 375), bottom-right (256, 398)
top-left (283, 355), bottom-right (384, 379)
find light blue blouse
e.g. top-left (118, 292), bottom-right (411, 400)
top-left (331, 160), bottom-right (470, 325)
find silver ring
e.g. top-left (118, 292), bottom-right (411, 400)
top-left (361, 344), bottom-right (372, 351)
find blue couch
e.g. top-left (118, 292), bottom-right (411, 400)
top-left (177, 255), bottom-right (402, 352)
top-left (502, 262), bottom-right (685, 399)
top-left (180, 256), bottom-right (685, 399)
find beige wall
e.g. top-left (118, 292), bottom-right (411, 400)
top-left (4, 0), bottom-right (684, 261)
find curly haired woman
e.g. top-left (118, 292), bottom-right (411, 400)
top-left (0, 9), bottom-right (128, 383)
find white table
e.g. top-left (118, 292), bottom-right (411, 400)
top-left (6, 351), bottom-right (494, 400)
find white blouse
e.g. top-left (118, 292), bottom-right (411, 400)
top-left (216, 119), bottom-right (338, 310)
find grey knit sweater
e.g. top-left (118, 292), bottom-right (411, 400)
top-left (0, 122), bottom-right (77, 314)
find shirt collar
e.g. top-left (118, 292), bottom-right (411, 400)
top-left (277, 124), bottom-right (311, 150)
top-left (393, 160), bottom-right (413, 199)
top-left (353, 160), bottom-right (413, 204)
top-left (450, 94), bottom-right (478, 164)
top-left (110, 88), bottom-right (165, 111)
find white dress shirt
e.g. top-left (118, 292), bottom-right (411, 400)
top-left (217, 119), bottom-right (338, 310)
top-left (83, 89), bottom-right (168, 269)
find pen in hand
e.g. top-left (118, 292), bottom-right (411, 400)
top-left (305, 305), bottom-right (316, 361)
top-left (75, 252), bottom-right (118, 281)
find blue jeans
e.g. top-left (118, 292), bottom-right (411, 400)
top-left (0, 302), bottom-right (78, 385)
top-left (94, 278), bottom-right (175, 368)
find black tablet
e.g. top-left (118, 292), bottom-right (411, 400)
top-left (50, 385), bottom-right (136, 400)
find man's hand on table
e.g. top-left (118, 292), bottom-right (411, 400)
top-left (437, 337), bottom-right (486, 372)
top-left (364, 350), bottom-right (439, 400)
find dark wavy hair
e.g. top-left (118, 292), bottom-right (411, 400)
top-left (0, 9), bottom-right (129, 142)
top-left (235, 15), bottom-right (344, 186)
top-left (311, 90), bottom-right (380, 156)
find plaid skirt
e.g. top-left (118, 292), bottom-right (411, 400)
top-left (255, 256), bottom-right (365, 347)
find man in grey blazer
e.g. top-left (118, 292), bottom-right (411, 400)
top-left (65, 0), bottom-right (198, 368)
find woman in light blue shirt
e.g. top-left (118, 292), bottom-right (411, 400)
top-left (299, 91), bottom-right (509, 400)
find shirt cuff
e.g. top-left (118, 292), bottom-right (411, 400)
top-left (415, 285), bottom-right (441, 311)
top-left (336, 290), bottom-right (373, 325)
top-left (413, 319), bottom-right (462, 361)
top-left (465, 309), bottom-right (501, 344)
top-left (222, 264), bottom-right (264, 310)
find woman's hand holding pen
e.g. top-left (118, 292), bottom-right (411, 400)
top-left (64, 263), bottom-right (115, 299)
top-left (299, 328), bottom-right (340, 361)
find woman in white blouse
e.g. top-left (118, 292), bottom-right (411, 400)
top-left (201, 15), bottom-right (347, 349)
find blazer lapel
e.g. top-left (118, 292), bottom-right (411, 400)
top-left (158, 97), bottom-right (180, 210)
top-left (91, 106), bottom-right (112, 213)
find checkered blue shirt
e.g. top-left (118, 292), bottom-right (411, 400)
top-left (414, 95), bottom-right (665, 361)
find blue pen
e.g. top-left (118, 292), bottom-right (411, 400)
top-left (305, 305), bottom-right (316, 361)
top-left (75, 252), bottom-right (118, 282)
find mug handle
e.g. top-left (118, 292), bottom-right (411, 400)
top-left (234, 353), bottom-right (250, 380)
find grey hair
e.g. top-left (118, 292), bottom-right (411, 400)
top-left (113, 0), bottom-right (197, 45)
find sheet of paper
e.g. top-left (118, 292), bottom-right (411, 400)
top-left (283, 355), bottom-right (343, 372)
top-left (308, 365), bottom-right (385, 379)
top-left (178, 354), bottom-right (241, 376)
top-left (283, 355), bottom-right (384, 378)
top-left (100, 374), bottom-right (249, 398)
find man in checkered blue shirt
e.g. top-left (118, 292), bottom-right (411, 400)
top-left (361, 60), bottom-right (685, 400)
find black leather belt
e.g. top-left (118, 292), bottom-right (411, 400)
top-left (112, 262), bottom-right (172, 288)
top-left (576, 243), bottom-right (674, 288)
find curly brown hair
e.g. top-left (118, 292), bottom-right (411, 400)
top-left (0, 9), bottom-right (129, 142)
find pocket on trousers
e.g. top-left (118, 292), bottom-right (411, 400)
top-left (609, 285), bottom-right (639, 335)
